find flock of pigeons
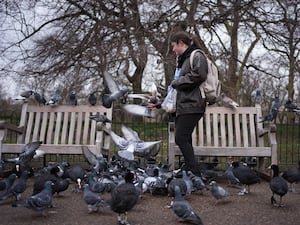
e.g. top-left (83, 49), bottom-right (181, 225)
top-left (1, 140), bottom-right (300, 224)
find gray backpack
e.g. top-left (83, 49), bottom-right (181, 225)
top-left (190, 49), bottom-right (221, 105)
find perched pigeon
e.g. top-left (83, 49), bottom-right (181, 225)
top-left (88, 92), bottom-right (97, 106)
top-left (285, 99), bottom-right (300, 111)
top-left (209, 180), bottom-right (230, 204)
top-left (83, 184), bottom-right (108, 213)
top-left (254, 89), bottom-right (262, 105)
top-left (15, 90), bottom-right (34, 102)
top-left (232, 161), bottom-right (261, 195)
top-left (46, 87), bottom-right (62, 105)
top-left (282, 161), bottom-right (300, 193)
top-left (102, 70), bottom-right (129, 108)
top-left (12, 181), bottom-right (54, 216)
top-left (269, 164), bottom-right (288, 207)
top-left (172, 185), bottom-right (204, 225)
top-left (33, 92), bottom-right (47, 105)
top-left (110, 171), bottom-right (139, 225)
top-left (260, 96), bottom-right (280, 123)
top-left (67, 91), bottom-right (78, 105)
top-left (89, 112), bottom-right (112, 124)
top-left (221, 93), bottom-right (239, 109)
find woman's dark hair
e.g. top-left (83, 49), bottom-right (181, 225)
top-left (170, 31), bottom-right (201, 48)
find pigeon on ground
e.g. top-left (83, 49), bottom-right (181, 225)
top-left (82, 146), bottom-right (108, 173)
top-left (224, 162), bottom-right (241, 186)
top-left (88, 92), bottom-right (97, 106)
top-left (62, 166), bottom-right (86, 192)
top-left (221, 93), bottom-right (239, 109)
top-left (67, 91), bottom-right (78, 105)
top-left (269, 164), bottom-right (288, 207)
top-left (83, 184), bottom-right (108, 213)
top-left (209, 180), bottom-right (230, 204)
top-left (187, 171), bottom-right (208, 192)
top-left (0, 160), bottom-right (4, 178)
top-left (232, 161), bottom-right (261, 195)
top-left (0, 173), bottom-right (17, 197)
top-left (172, 185), bottom-right (204, 225)
top-left (46, 87), bottom-right (62, 105)
top-left (143, 168), bottom-right (168, 195)
top-left (110, 171), bottom-right (139, 225)
top-left (0, 170), bottom-right (30, 201)
top-left (167, 176), bottom-right (187, 197)
top-left (282, 161), bottom-right (300, 193)
top-left (12, 181), bottom-right (54, 216)
top-left (102, 70), bottom-right (129, 108)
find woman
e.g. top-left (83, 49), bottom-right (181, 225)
top-left (154, 31), bottom-right (208, 175)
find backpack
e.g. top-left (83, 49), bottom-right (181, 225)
top-left (190, 49), bottom-right (221, 105)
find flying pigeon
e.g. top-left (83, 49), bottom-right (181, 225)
top-left (110, 171), bottom-right (139, 225)
top-left (285, 99), bottom-right (300, 111)
top-left (122, 104), bottom-right (157, 118)
top-left (67, 91), bottom-right (78, 105)
top-left (209, 180), bottom-right (230, 204)
top-left (172, 185), bottom-right (204, 225)
top-left (269, 164), bottom-right (288, 207)
top-left (12, 180), bottom-right (54, 216)
top-left (46, 87), bottom-right (62, 105)
top-left (81, 146), bottom-right (108, 173)
top-left (102, 70), bottom-right (129, 108)
top-left (88, 92), bottom-right (97, 106)
top-left (83, 184), bottom-right (108, 213)
top-left (221, 93), bottom-right (239, 109)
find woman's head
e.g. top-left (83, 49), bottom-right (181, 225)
top-left (170, 31), bottom-right (191, 56)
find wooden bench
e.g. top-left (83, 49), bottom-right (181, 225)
top-left (168, 104), bottom-right (277, 174)
top-left (0, 103), bottom-right (112, 161)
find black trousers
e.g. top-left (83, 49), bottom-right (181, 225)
top-left (175, 113), bottom-right (203, 173)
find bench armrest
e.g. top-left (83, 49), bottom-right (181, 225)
top-left (0, 121), bottom-right (24, 134)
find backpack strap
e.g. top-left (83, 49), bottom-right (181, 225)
top-left (190, 49), bottom-right (206, 99)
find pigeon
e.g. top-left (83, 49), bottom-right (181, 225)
top-left (172, 185), bottom-right (204, 225)
top-left (12, 180), bottom-right (54, 216)
top-left (102, 70), bottom-right (129, 108)
top-left (284, 99), bottom-right (300, 111)
top-left (89, 112), bottom-right (112, 124)
top-left (260, 96), bottom-right (280, 123)
top-left (143, 168), bottom-right (168, 195)
top-left (15, 90), bottom-right (34, 102)
top-left (187, 171), bottom-right (208, 192)
top-left (62, 166), bottom-right (86, 192)
top-left (122, 104), bottom-right (157, 118)
top-left (33, 92), bottom-right (47, 105)
top-left (67, 91), bottom-right (78, 105)
top-left (110, 171), bottom-right (139, 225)
top-left (0, 160), bottom-right (4, 178)
top-left (269, 164), bottom-right (288, 207)
top-left (232, 161), bottom-right (261, 195)
top-left (282, 160), bottom-right (300, 193)
top-left (0, 170), bottom-right (30, 201)
top-left (181, 170), bottom-right (193, 197)
top-left (46, 87), bottom-right (62, 105)
top-left (167, 176), bottom-right (187, 197)
top-left (0, 173), bottom-right (17, 197)
top-left (254, 89), bottom-right (262, 105)
top-left (209, 180), bottom-right (230, 204)
top-left (224, 162), bottom-right (241, 186)
top-left (83, 184), bottom-right (108, 213)
top-left (221, 93), bottom-right (239, 109)
top-left (88, 92), bottom-right (97, 106)
top-left (82, 145), bottom-right (108, 173)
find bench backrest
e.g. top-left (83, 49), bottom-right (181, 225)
top-left (192, 105), bottom-right (264, 148)
top-left (16, 103), bottom-right (112, 155)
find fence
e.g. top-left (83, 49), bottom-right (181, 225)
top-left (1, 103), bottom-right (300, 171)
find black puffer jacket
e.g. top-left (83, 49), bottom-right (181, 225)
top-left (171, 49), bottom-right (208, 116)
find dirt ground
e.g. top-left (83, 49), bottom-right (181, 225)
top-left (0, 177), bottom-right (299, 225)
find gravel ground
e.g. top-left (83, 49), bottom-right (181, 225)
top-left (0, 177), bottom-right (300, 225)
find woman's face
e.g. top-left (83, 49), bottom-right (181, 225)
top-left (171, 40), bottom-right (188, 56)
